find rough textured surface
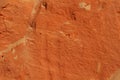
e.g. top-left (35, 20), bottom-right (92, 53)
top-left (0, 0), bottom-right (120, 80)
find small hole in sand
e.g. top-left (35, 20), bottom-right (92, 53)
top-left (2, 55), bottom-right (4, 58)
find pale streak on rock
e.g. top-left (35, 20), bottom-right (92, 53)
top-left (64, 21), bottom-right (71, 25)
top-left (97, 62), bottom-right (101, 73)
top-left (0, 37), bottom-right (26, 55)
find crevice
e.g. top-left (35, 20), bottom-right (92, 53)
top-left (1, 55), bottom-right (4, 58)
top-left (28, 0), bottom-right (42, 31)
top-left (42, 1), bottom-right (48, 10)
top-left (1, 3), bottom-right (9, 9)
top-left (65, 33), bottom-right (71, 38)
top-left (0, 3), bottom-right (10, 13)
top-left (70, 11), bottom-right (76, 20)
top-left (29, 21), bottom-right (36, 30)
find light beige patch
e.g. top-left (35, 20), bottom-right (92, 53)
top-left (79, 2), bottom-right (87, 8)
top-left (14, 55), bottom-right (18, 60)
top-left (85, 5), bottom-right (91, 11)
top-left (79, 2), bottom-right (91, 11)
top-left (110, 70), bottom-right (120, 80)
top-left (20, 0), bottom-right (34, 2)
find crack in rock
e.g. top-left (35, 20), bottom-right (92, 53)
top-left (0, 0), bottom-right (43, 56)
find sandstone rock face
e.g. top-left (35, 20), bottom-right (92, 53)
top-left (0, 0), bottom-right (120, 80)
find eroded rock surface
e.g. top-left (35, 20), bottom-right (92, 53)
top-left (0, 0), bottom-right (120, 80)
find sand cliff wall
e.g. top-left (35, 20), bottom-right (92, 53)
top-left (0, 0), bottom-right (120, 80)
